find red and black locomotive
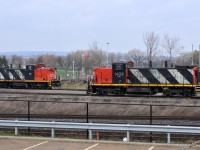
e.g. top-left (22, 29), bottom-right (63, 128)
top-left (0, 64), bottom-right (60, 89)
top-left (87, 61), bottom-right (200, 96)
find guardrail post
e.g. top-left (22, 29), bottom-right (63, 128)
top-left (89, 122), bottom-right (92, 140)
top-left (127, 131), bottom-right (130, 142)
top-left (51, 121), bottom-right (55, 138)
top-left (15, 120), bottom-right (18, 136)
top-left (167, 125), bottom-right (170, 143)
top-left (127, 124), bottom-right (130, 142)
top-left (89, 130), bottom-right (92, 140)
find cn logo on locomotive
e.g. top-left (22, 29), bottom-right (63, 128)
top-left (50, 74), bottom-right (55, 79)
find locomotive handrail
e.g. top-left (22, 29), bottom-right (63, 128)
top-left (0, 120), bottom-right (200, 143)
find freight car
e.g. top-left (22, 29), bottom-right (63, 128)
top-left (87, 61), bottom-right (200, 96)
top-left (0, 64), bottom-right (60, 89)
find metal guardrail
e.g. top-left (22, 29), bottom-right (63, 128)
top-left (0, 120), bottom-right (200, 143)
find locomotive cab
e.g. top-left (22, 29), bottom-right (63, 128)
top-left (194, 67), bottom-right (200, 84)
top-left (112, 63), bottom-right (127, 84)
top-left (193, 67), bottom-right (200, 95)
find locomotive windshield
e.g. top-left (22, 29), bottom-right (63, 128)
top-left (115, 64), bottom-right (123, 70)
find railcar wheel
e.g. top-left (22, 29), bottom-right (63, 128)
top-left (97, 89), bottom-right (103, 95)
top-left (102, 91), bottom-right (108, 95)
top-left (114, 90), bottom-right (121, 95)
top-left (25, 83), bottom-right (29, 89)
top-left (163, 91), bottom-right (171, 97)
top-left (182, 91), bottom-right (192, 97)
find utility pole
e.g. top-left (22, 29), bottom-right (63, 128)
top-left (73, 60), bottom-right (74, 80)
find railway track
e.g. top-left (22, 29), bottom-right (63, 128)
top-left (1, 89), bottom-right (200, 107)
top-left (1, 114), bottom-right (200, 121)
top-left (0, 90), bottom-right (199, 143)
top-left (0, 88), bottom-right (200, 99)
top-left (1, 114), bottom-right (200, 130)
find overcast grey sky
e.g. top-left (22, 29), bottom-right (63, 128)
top-left (0, 0), bottom-right (199, 53)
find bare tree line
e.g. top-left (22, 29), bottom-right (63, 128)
top-left (1, 32), bottom-right (199, 79)
top-left (124, 31), bottom-right (196, 67)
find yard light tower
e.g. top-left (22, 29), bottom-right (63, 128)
top-left (73, 60), bottom-right (75, 80)
top-left (107, 42), bottom-right (109, 67)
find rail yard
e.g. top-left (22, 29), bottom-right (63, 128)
top-left (0, 88), bottom-right (200, 145)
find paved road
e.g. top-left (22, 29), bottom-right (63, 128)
top-left (0, 137), bottom-right (199, 150)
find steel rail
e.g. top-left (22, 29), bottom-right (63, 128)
top-left (0, 114), bottom-right (200, 121)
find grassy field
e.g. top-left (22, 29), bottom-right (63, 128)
top-left (61, 81), bottom-right (87, 90)
top-left (57, 69), bottom-right (79, 80)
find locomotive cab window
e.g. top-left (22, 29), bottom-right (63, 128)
top-left (115, 64), bottom-right (123, 70)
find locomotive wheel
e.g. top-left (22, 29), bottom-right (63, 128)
top-left (114, 90), bottom-right (121, 95)
top-left (97, 90), bottom-right (102, 95)
top-left (163, 91), bottom-right (171, 97)
top-left (182, 91), bottom-right (192, 97)
top-left (25, 83), bottom-right (29, 89)
top-left (102, 91), bottom-right (108, 95)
